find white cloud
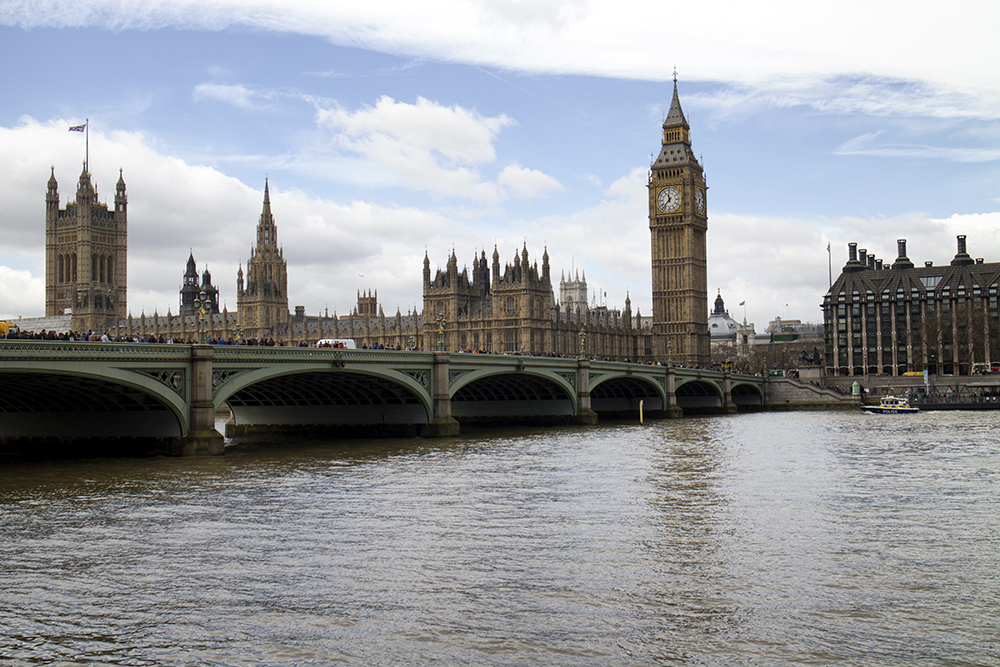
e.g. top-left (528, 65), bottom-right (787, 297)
top-left (834, 132), bottom-right (1000, 162)
top-left (3, 1), bottom-right (998, 120)
top-left (497, 163), bottom-right (563, 199)
top-left (314, 95), bottom-right (560, 203)
top-left (193, 83), bottom-right (257, 109)
top-left (0, 266), bottom-right (43, 319)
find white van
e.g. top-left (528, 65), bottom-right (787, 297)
top-left (315, 338), bottom-right (357, 349)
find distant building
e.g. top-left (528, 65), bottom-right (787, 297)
top-left (764, 317), bottom-right (823, 342)
top-left (824, 236), bottom-right (1000, 376)
top-left (44, 164), bottom-right (127, 332)
top-left (648, 73), bottom-right (710, 366)
top-left (419, 245), bottom-right (647, 359)
top-left (708, 290), bottom-right (739, 347)
top-left (179, 252), bottom-right (220, 316)
top-left (559, 270), bottom-right (588, 312)
top-left (236, 179), bottom-right (289, 340)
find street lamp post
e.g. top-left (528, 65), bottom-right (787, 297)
top-left (436, 313), bottom-right (447, 352)
top-left (193, 290), bottom-right (211, 344)
top-left (578, 327), bottom-right (587, 359)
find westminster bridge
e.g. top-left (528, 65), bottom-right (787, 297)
top-left (0, 341), bottom-right (766, 457)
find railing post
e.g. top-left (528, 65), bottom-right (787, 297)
top-left (421, 351), bottom-right (460, 437)
top-left (175, 344), bottom-right (224, 456)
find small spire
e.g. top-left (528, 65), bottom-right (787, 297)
top-left (664, 69), bottom-right (688, 129)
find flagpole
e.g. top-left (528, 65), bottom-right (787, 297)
top-left (85, 118), bottom-right (89, 173)
top-left (827, 243), bottom-right (832, 288)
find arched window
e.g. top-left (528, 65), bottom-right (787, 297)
top-left (57, 255), bottom-right (64, 283)
top-left (506, 297), bottom-right (515, 314)
top-left (92, 254), bottom-right (97, 282)
top-left (107, 256), bottom-right (113, 283)
top-left (99, 255), bottom-right (105, 283)
top-left (72, 254), bottom-right (77, 281)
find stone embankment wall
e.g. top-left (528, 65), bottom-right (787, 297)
top-left (766, 378), bottom-right (859, 410)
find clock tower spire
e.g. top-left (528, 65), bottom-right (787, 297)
top-left (648, 71), bottom-right (710, 366)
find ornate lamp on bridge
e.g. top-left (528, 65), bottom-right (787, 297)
top-left (667, 340), bottom-right (673, 368)
top-left (578, 327), bottom-right (587, 360)
top-left (193, 290), bottom-right (212, 344)
top-left (436, 313), bottom-right (447, 352)
top-left (233, 322), bottom-right (244, 344)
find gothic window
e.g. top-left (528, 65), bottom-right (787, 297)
top-left (92, 254), bottom-right (97, 282)
top-left (506, 297), bottom-right (515, 314)
top-left (57, 255), bottom-right (64, 283)
top-left (107, 257), bottom-right (113, 283)
top-left (505, 329), bottom-right (517, 352)
top-left (72, 254), bottom-right (77, 282)
top-left (99, 255), bottom-right (105, 283)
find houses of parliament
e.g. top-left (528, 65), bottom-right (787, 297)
top-left (42, 80), bottom-right (711, 366)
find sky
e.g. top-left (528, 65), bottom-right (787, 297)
top-left (1, 0), bottom-right (998, 331)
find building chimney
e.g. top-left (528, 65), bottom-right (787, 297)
top-left (892, 239), bottom-right (914, 269)
top-left (845, 243), bottom-right (864, 272)
top-left (951, 234), bottom-right (975, 266)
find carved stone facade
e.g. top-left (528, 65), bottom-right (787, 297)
top-left (236, 179), bottom-right (289, 340)
top-left (179, 252), bottom-right (219, 316)
top-left (45, 164), bottom-right (128, 333)
top-left (648, 74), bottom-right (710, 366)
top-left (418, 245), bottom-right (649, 359)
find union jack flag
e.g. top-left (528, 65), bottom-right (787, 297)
top-left (68, 124), bottom-right (86, 132)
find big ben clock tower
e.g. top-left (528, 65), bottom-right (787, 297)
top-left (649, 71), bottom-right (710, 366)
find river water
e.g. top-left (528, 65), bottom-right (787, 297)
top-left (1, 411), bottom-right (997, 666)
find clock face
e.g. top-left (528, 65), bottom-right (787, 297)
top-left (656, 186), bottom-right (681, 213)
top-left (695, 188), bottom-right (705, 213)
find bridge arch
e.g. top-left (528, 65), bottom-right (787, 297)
top-left (449, 368), bottom-right (577, 418)
top-left (731, 381), bottom-right (764, 406)
top-left (589, 373), bottom-right (665, 415)
top-left (214, 366), bottom-right (432, 428)
top-left (674, 378), bottom-right (724, 411)
top-left (0, 367), bottom-right (187, 438)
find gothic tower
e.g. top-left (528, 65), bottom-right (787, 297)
top-left (236, 178), bottom-right (288, 339)
top-left (45, 164), bottom-right (128, 332)
top-left (648, 72), bottom-right (709, 366)
top-left (180, 252), bottom-right (220, 316)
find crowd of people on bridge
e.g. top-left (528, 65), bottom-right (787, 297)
top-left (3, 328), bottom-right (736, 372)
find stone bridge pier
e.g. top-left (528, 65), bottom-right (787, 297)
top-left (173, 345), bottom-right (225, 456)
